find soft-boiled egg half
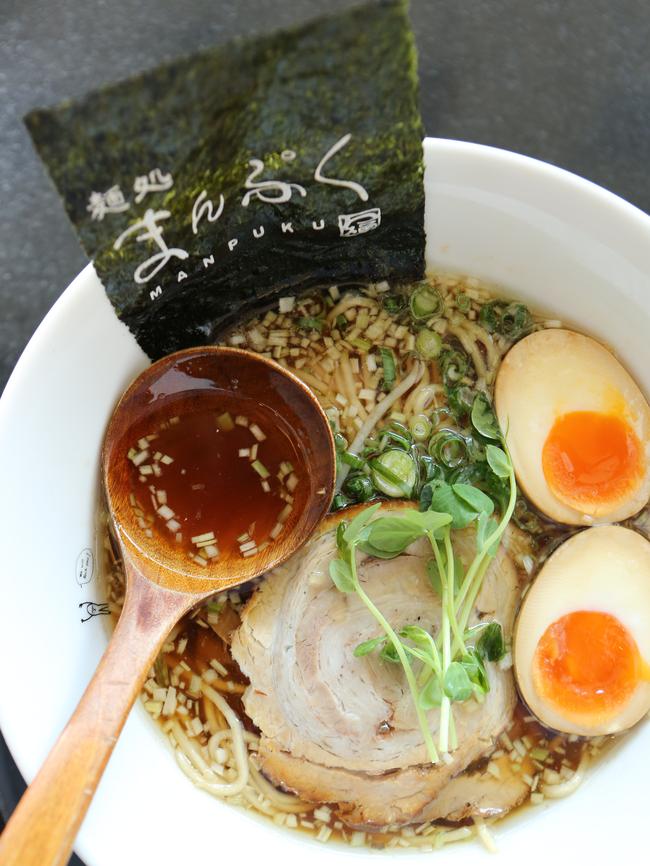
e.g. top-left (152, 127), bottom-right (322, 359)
top-left (495, 329), bottom-right (650, 525)
top-left (514, 525), bottom-right (650, 735)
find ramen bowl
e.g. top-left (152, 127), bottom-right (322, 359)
top-left (0, 138), bottom-right (649, 864)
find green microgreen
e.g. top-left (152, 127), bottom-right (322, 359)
top-left (353, 635), bottom-right (387, 657)
top-left (476, 621), bottom-right (507, 662)
top-left (471, 393), bottom-right (501, 441)
top-left (328, 391), bottom-right (517, 763)
top-left (330, 500), bottom-right (439, 763)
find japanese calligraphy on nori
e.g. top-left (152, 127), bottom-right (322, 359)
top-left (25, 0), bottom-right (425, 360)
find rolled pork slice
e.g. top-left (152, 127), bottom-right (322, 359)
top-left (231, 503), bottom-right (521, 827)
top-left (415, 754), bottom-right (531, 823)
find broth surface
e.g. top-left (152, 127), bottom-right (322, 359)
top-left (125, 395), bottom-right (304, 564)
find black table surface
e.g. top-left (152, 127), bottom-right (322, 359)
top-left (1, 0), bottom-right (649, 860)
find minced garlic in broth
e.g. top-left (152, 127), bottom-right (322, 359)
top-left (101, 274), bottom-right (613, 852)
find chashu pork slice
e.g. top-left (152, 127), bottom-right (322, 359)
top-left (414, 754), bottom-right (530, 823)
top-left (231, 503), bottom-right (521, 827)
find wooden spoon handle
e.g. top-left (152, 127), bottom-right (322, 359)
top-left (0, 567), bottom-right (192, 866)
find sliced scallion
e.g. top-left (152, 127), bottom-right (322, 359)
top-left (479, 299), bottom-right (532, 340)
top-left (370, 449), bottom-right (417, 497)
top-left (249, 423), bottom-right (266, 442)
top-left (216, 411), bottom-right (234, 432)
top-left (332, 492), bottom-right (352, 510)
top-left (410, 285), bottom-right (444, 321)
top-left (428, 430), bottom-right (469, 469)
top-left (378, 428), bottom-right (411, 451)
top-left (388, 419), bottom-right (411, 438)
top-left (343, 473), bottom-right (375, 503)
top-left (334, 432), bottom-right (348, 453)
top-left (341, 451), bottom-right (365, 469)
top-left (419, 455), bottom-right (444, 484)
top-left (251, 460), bottom-right (270, 479)
top-left (379, 347), bottom-right (396, 389)
top-left (296, 316), bottom-right (324, 332)
top-left (415, 328), bottom-right (442, 360)
top-left (383, 295), bottom-right (405, 314)
top-left (409, 414), bottom-right (433, 442)
top-left (439, 348), bottom-right (470, 385)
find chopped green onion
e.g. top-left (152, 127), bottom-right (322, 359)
top-left (297, 316), bottom-right (325, 332)
top-left (206, 601), bottom-right (223, 613)
top-left (388, 420), bottom-right (411, 438)
top-left (500, 302), bottom-right (532, 339)
top-left (341, 451), bottom-right (365, 469)
top-left (419, 455), bottom-right (444, 484)
top-left (456, 293), bottom-right (471, 312)
top-left (379, 347), bottom-right (396, 389)
top-left (478, 300), bottom-right (501, 333)
top-left (409, 414), bottom-right (432, 442)
top-left (415, 328), bottom-right (442, 360)
top-left (336, 313), bottom-right (348, 331)
top-left (428, 430), bottom-right (468, 469)
top-left (216, 411), bottom-right (234, 432)
top-left (251, 460), bottom-right (270, 479)
top-left (479, 299), bottom-right (532, 340)
top-left (371, 449), bottom-right (417, 497)
top-left (383, 295), bottom-right (405, 315)
top-left (344, 473), bottom-right (375, 503)
top-left (350, 337), bottom-right (371, 352)
top-left (332, 492), bottom-right (351, 510)
top-left (334, 432), bottom-right (348, 452)
top-left (439, 348), bottom-right (471, 385)
top-left (410, 285), bottom-right (444, 320)
top-left (378, 428), bottom-right (412, 451)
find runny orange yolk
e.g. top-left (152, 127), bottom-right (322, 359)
top-left (533, 610), bottom-right (643, 721)
top-left (542, 411), bottom-right (643, 510)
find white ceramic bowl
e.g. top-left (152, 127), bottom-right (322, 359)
top-left (1, 138), bottom-right (649, 865)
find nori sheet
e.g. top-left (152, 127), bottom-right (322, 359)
top-left (25, 0), bottom-right (425, 360)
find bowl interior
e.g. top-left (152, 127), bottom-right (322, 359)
top-left (0, 137), bottom-right (648, 865)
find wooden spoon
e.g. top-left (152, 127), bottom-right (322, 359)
top-left (0, 347), bottom-right (335, 866)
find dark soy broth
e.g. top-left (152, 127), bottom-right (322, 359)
top-left (114, 350), bottom-right (324, 571)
